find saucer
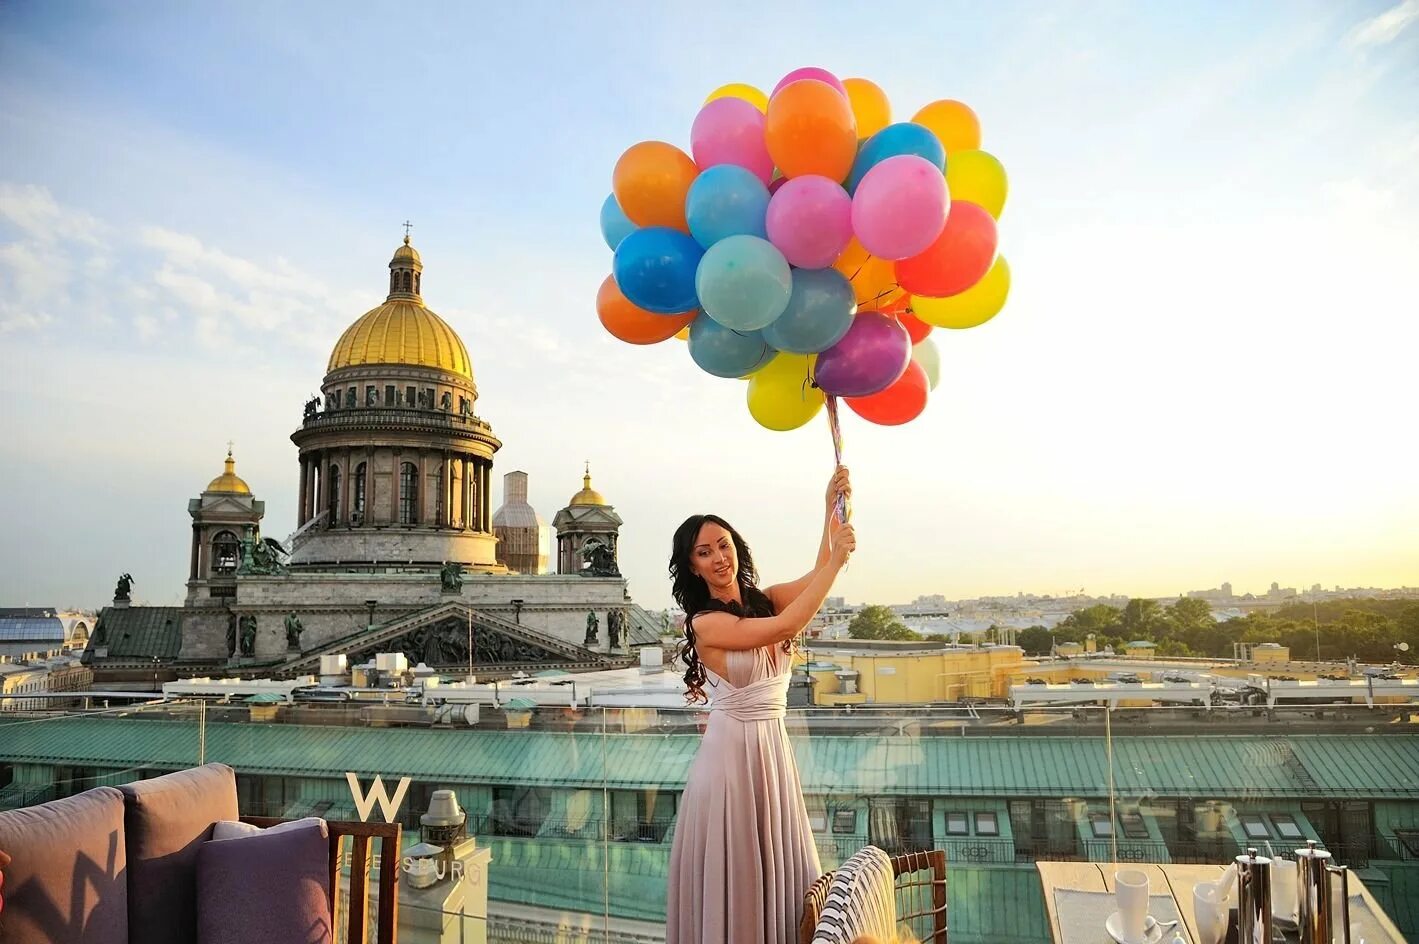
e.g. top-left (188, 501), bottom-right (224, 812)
top-left (1105, 912), bottom-right (1165, 944)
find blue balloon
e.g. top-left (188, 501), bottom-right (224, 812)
top-left (612, 227), bottom-right (703, 314)
top-left (846, 122), bottom-right (947, 193)
top-left (688, 315), bottom-right (773, 378)
top-left (599, 194), bottom-right (636, 251)
top-left (685, 165), bottom-right (770, 249)
top-left (762, 268), bottom-right (857, 354)
top-left (695, 234), bottom-right (792, 332)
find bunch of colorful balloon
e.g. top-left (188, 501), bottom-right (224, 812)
top-left (596, 67), bottom-right (1010, 431)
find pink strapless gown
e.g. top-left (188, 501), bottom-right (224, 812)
top-left (666, 643), bottom-right (822, 943)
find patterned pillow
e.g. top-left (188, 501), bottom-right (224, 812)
top-left (811, 845), bottom-right (898, 944)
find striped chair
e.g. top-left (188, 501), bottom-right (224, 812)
top-left (800, 848), bottom-right (948, 944)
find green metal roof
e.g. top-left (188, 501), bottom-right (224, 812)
top-left (2, 719), bottom-right (1416, 799)
top-left (89, 607), bottom-right (184, 659)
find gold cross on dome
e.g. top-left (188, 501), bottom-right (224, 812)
top-left (226, 439), bottom-right (235, 457)
top-left (402, 220), bottom-right (413, 238)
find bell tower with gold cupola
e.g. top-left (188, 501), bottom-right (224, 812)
top-left (289, 233), bottom-right (504, 572)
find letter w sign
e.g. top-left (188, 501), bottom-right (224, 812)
top-left (346, 771), bottom-right (411, 823)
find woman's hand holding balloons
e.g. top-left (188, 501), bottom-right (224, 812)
top-left (828, 517), bottom-right (856, 567)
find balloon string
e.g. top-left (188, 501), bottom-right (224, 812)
top-left (824, 396), bottom-right (848, 523)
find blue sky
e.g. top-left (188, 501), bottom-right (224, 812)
top-left (2, 0), bottom-right (1416, 609)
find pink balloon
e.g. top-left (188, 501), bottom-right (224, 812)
top-left (850, 154), bottom-right (949, 261)
top-left (765, 175), bottom-right (854, 269)
top-left (768, 175), bottom-right (787, 195)
top-left (690, 98), bottom-right (774, 185)
top-left (771, 67), bottom-right (848, 99)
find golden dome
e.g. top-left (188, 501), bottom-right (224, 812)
top-left (206, 450), bottom-right (252, 495)
top-left (326, 235), bottom-right (472, 379)
top-left (392, 234), bottom-right (421, 265)
top-left (327, 300), bottom-right (472, 378)
top-left (569, 465), bottom-right (607, 506)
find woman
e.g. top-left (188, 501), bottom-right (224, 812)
top-left (666, 466), bottom-right (856, 944)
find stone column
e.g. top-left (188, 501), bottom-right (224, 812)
top-left (391, 450), bottom-right (402, 525)
top-left (341, 448), bottom-right (353, 526)
top-left (190, 523), bottom-right (201, 580)
top-left (465, 456), bottom-right (473, 530)
top-left (482, 463), bottom-right (491, 534)
top-left (312, 450), bottom-right (325, 525)
top-left (297, 455), bottom-right (309, 527)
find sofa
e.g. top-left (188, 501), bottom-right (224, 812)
top-left (0, 763), bottom-right (337, 944)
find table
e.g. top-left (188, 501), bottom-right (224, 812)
top-left (1036, 861), bottom-right (1405, 944)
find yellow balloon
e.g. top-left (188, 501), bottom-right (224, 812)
top-left (747, 354), bottom-right (823, 431)
top-left (842, 78), bottom-right (891, 139)
top-left (675, 326), bottom-right (690, 341)
top-left (704, 82), bottom-right (769, 113)
top-left (912, 99), bottom-right (981, 155)
top-left (946, 149), bottom-right (1007, 219)
top-left (912, 256), bottom-right (1010, 329)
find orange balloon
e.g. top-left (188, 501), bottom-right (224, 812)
top-left (912, 99), bottom-right (981, 155)
top-left (833, 237), bottom-right (905, 309)
top-left (596, 276), bottom-right (696, 345)
top-left (612, 141), bottom-right (699, 233)
top-left (895, 201), bottom-right (998, 298)
top-left (845, 360), bottom-right (929, 426)
top-left (842, 78), bottom-right (891, 138)
top-left (765, 80), bottom-right (857, 181)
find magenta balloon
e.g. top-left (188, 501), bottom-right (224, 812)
top-left (813, 312), bottom-right (912, 397)
top-left (765, 175), bottom-right (853, 269)
top-left (771, 67), bottom-right (848, 99)
top-left (768, 177), bottom-right (787, 195)
top-left (851, 155), bottom-right (949, 261)
top-left (690, 98), bottom-right (774, 185)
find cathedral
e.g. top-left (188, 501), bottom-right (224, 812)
top-left (83, 236), bottom-right (650, 686)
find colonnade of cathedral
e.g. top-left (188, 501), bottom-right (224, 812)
top-left (296, 447), bottom-right (493, 532)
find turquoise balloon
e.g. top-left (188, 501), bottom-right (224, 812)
top-left (695, 234), bottom-right (792, 332)
top-left (688, 315), bottom-right (773, 378)
top-left (599, 193), bottom-right (636, 251)
top-left (762, 268), bottom-right (857, 354)
top-left (685, 165), bottom-right (770, 248)
top-left (846, 122), bottom-right (946, 193)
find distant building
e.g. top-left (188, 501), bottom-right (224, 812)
top-left (492, 471), bottom-right (551, 575)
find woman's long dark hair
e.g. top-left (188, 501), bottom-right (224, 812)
top-left (670, 514), bottom-right (785, 704)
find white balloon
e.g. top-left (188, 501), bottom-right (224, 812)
top-left (912, 337), bottom-right (941, 390)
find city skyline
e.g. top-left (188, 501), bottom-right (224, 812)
top-left (2, 2), bottom-right (1417, 610)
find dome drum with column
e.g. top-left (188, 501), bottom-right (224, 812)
top-left (288, 236), bottom-right (505, 573)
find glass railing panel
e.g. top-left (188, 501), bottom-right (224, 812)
top-left (1101, 694), bottom-right (1419, 943)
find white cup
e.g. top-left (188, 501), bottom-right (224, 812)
top-left (1193, 880), bottom-right (1228, 944)
top-left (1116, 869), bottom-right (1150, 944)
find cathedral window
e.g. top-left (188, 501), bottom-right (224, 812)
top-left (353, 463), bottom-right (367, 521)
top-left (414, 272), bottom-right (421, 294)
top-left (327, 465), bottom-right (341, 525)
top-left (389, 271), bottom-right (398, 294)
top-left (365, 385), bottom-right (378, 407)
top-left (406, 385), bottom-right (416, 407)
top-left (385, 385), bottom-right (395, 406)
top-left (347, 386), bottom-right (356, 407)
top-left (401, 271), bottom-right (412, 293)
top-left (399, 462), bottom-right (419, 525)
top-left (212, 531), bottom-right (239, 575)
top-left (330, 389), bottom-right (341, 410)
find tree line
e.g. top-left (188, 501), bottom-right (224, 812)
top-left (844, 598), bottom-right (1419, 664)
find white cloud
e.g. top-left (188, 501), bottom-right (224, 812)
top-left (0, 182), bottom-right (107, 245)
top-left (1346, 0), bottom-right (1419, 48)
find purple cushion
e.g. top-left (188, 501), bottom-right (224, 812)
top-left (118, 763), bottom-right (239, 944)
top-left (196, 818), bottom-right (333, 944)
top-left (0, 786), bottom-right (129, 944)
